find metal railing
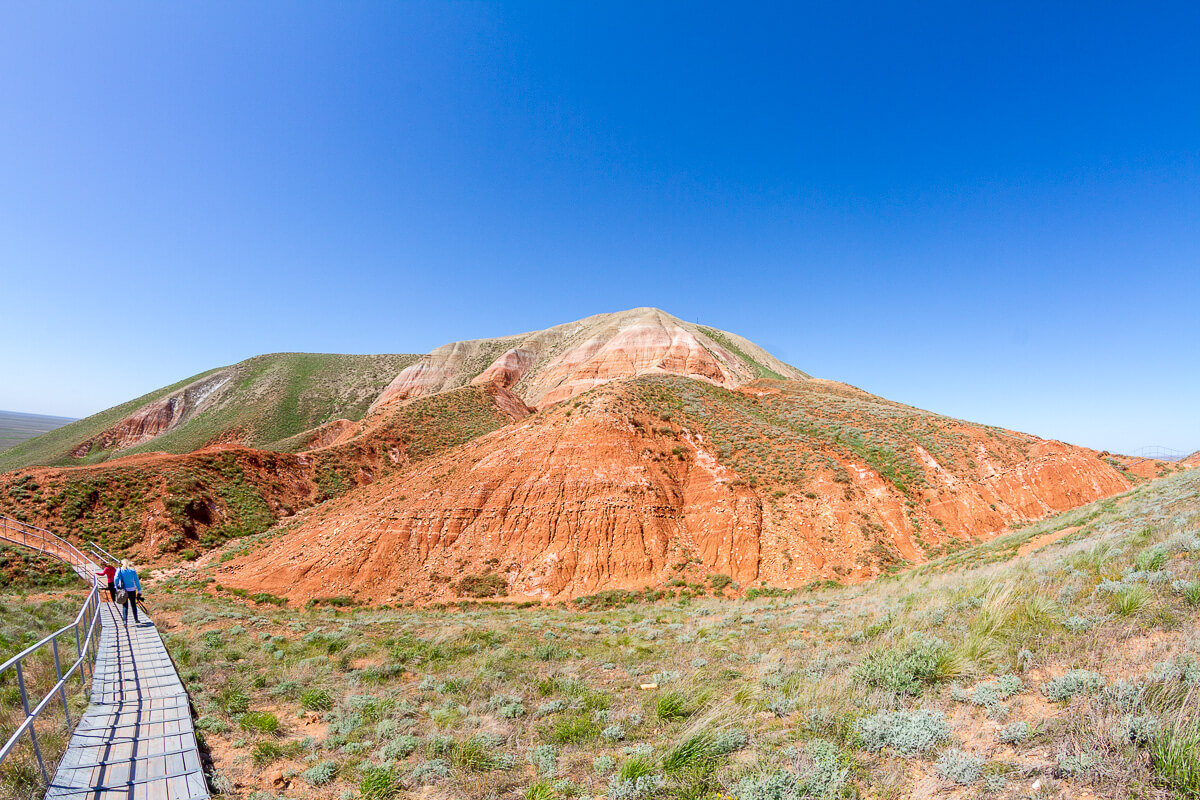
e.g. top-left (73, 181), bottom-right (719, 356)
top-left (0, 515), bottom-right (98, 583)
top-left (0, 514), bottom-right (104, 787)
top-left (1129, 446), bottom-right (1191, 461)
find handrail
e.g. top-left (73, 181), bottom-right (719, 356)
top-left (87, 540), bottom-right (120, 566)
top-left (0, 513), bottom-right (104, 789)
top-left (0, 587), bottom-right (101, 674)
top-left (0, 515), bottom-right (98, 580)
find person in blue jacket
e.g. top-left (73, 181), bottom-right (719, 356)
top-left (114, 559), bottom-right (145, 625)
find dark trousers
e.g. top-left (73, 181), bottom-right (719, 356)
top-left (121, 594), bottom-right (140, 623)
top-left (106, 583), bottom-right (116, 602)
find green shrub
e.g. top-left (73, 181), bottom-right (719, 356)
top-left (532, 644), bottom-right (567, 661)
top-left (544, 713), bottom-right (600, 744)
top-left (1151, 725), bottom-right (1200, 795)
top-left (1042, 670), bottom-right (1105, 702)
top-left (301, 760), bottom-right (338, 786)
top-left (307, 595), bottom-right (356, 608)
top-left (301, 688), bottom-right (334, 711)
top-left (221, 689), bottom-right (249, 715)
top-left (574, 589), bottom-right (643, 610)
top-left (240, 711), bottom-right (280, 735)
top-left (251, 740), bottom-right (284, 766)
top-left (1135, 546), bottom-right (1169, 572)
top-left (453, 573), bottom-right (508, 598)
top-left (655, 690), bottom-right (698, 720)
top-left (855, 709), bottom-right (949, 755)
top-left (359, 766), bottom-right (402, 799)
top-left (853, 637), bottom-right (947, 696)
top-left (1110, 585), bottom-right (1151, 616)
top-left (936, 749), bottom-right (983, 785)
top-left (0, 762), bottom-right (40, 800)
top-left (451, 736), bottom-right (511, 771)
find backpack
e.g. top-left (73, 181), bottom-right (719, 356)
top-left (115, 570), bottom-right (131, 604)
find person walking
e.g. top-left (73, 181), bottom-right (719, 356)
top-left (96, 562), bottom-right (117, 602)
top-left (114, 559), bottom-right (144, 626)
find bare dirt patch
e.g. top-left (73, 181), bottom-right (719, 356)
top-left (1017, 525), bottom-right (1080, 558)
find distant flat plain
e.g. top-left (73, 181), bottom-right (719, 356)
top-left (0, 410), bottom-right (75, 452)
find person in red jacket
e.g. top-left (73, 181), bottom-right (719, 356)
top-left (97, 563), bottom-right (116, 602)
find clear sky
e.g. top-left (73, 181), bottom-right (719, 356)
top-left (1, 2), bottom-right (1197, 455)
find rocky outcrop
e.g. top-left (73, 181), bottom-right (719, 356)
top-left (71, 373), bottom-right (230, 457)
top-left (369, 308), bottom-right (806, 412)
top-left (524, 319), bottom-right (743, 407)
top-left (71, 396), bottom-right (186, 456)
top-left (299, 419), bottom-right (360, 451)
top-left (472, 348), bottom-right (536, 389)
top-left (483, 384), bottom-right (535, 421)
top-left (0, 384), bottom-right (525, 562)
top-left (215, 378), bottom-right (1139, 605)
top-left (216, 398), bottom-right (765, 603)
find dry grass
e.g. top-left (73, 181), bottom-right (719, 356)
top-left (3, 469), bottom-right (1198, 799)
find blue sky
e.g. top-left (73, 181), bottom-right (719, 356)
top-left (1, 2), bottom-right (1197, 455)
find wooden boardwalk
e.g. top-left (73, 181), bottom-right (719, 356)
top-left (44, 603), bottom-right (209, 800)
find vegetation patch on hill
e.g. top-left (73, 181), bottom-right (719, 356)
top-left (0, 353), bottom-right (419, 471)
top-left (628, 374), bottom-right (984, 497)
top-left (0, 544), bottom-right (77, 590)
top-left (0, 385), bottom-right (519, 563)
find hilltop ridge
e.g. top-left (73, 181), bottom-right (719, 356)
top-left (0, 309), bottom-right (797, 472)
top-left (369, 307), bottom-right (806, 412)
top-left (0, 307), bottom-right (1182, 602)
top-left (0, 352), bottom-right (419, 471)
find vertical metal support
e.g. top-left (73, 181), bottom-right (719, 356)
top-left (90, 595), bottom-right (101, 683)
top-left (75, 618), bottom-right (87, 687)
top-left (52, 637), bottom-right (71, 728)
top-left (15, 662), bottom-right (49, 785)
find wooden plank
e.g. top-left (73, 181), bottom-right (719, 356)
top-left (45, 602), bottom-right (210, 800)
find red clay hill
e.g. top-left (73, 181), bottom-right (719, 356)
top-left (0, 308), bottom-right (1183, 604)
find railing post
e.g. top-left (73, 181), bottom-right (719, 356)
top-left (74, 618), bottom-right (87, 687)
top-left (90, 594), bottom-right (101, 676)
top-left (15, 661), bottom-right (49, 785)
top-left (52, 637), bottom-right (71, 728)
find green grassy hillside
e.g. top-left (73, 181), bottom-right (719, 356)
top-left (626, 374), bottom-right (1007, 497)
top-left (0, 384), bottom-right (516, 562)
top-left (0, 353), bottom-right (418, 472)
top-left (0, 370), bottom-right (223, 471)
